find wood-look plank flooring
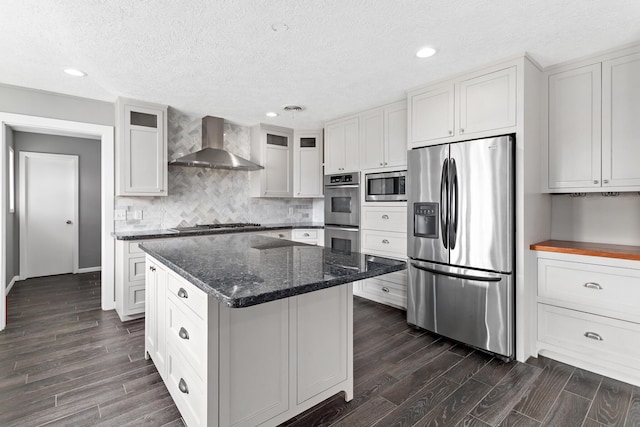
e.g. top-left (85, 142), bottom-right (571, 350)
top-left (1, 273), bottom-right (639, 426)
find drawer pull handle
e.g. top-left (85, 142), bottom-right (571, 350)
top-left (381, 214), bottom-right (389, 219)
top-left (149, 266), bottom-right (156, 272)
top-left (382, 287), bottom-right (390, 293)
top-left (382, 239), bottom-right (390, 244)
top-left (177, 288), bottom-right (189, 299)
top-left (584, 332), bottom-right (603, 341)
top-left (179, 327), bottom-right (189, 340)
top-left (303, 233), bottom-right (310, 237)
top-left (178, 378), bottom-right (189, 394)
top-left (583, 282), bottom-right (602, 290)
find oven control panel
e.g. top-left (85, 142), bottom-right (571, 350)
top-left (325, 173), bottom-right (360, 186)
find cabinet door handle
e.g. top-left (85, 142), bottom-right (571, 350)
top-left (382, 239), bottom-right (390, 244)
top-left (448, 130), bottom-right (453, 135)
top-left (381, 214), bottom-right (389, 219)
top-left (380, 162), bottom-right (384, 166)
top-left (178, 378), bottom-right (189, 394)
top-left (603, 179), bottom-right (609, 184)
top-left (382, 287), bottom-right (390, 293)
top-left (149, 266), bottom-right (156, 272)
top-left (583, 282), bottom-right (602, 290)
top-left (179, 327), bottom-right (190, 340)
top-left (278, 234), bottom-right (284, 238)
top-left (460, 128), bottom-right (464, 133)
top-left (593, 180), bottom-right (599, 184)
top-left (177, 288), bottom-right (189, 298)
top-left (584, 332), bottom-right (603, 341)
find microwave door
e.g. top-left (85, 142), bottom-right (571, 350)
top-left (407, 144), bottom-right (449, 264)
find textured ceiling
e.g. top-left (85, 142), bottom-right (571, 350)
top-left (1, 0), bottom-right (640, 128)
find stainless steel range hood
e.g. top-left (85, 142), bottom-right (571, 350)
top-left (169, 116), bottom-right (263, 171)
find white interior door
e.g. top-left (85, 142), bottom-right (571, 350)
top-left (20, 152), bottom-right (78, 278)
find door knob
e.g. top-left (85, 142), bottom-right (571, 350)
top-left (66, 220), bottom-right (72, 224)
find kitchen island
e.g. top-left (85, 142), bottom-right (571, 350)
top-left (140, 233), bottom-right (405, 427)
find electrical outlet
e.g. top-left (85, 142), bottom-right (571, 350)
top-left (288, 207), bottom-right (294, 215)
top-left (114, 209), bottom-right (126, 220)
top-left (133, 210), bottom-right (143, 220)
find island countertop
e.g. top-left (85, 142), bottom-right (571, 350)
top-left (140, 234), bottom-right (406, 308)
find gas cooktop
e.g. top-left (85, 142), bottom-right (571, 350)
top-left (170, 223), bottom-right (262, 233)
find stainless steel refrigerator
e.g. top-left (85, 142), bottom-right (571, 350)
top-left (407, 135), bottom-right (514, 359)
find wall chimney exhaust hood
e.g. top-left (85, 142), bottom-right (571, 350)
top-left (169, 116), bottom-right (264, 171)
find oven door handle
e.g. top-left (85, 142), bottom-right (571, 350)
top-left (326, 184), bottom-right (359, 189)
top-left (325, 226), bottom-right (359, 232)
top-left (411, 262), bottom-right (502, 282)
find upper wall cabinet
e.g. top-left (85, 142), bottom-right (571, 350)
top-left (360, 101), bottom-right (408, 170)
top-left (293, 130), bottom-right (324, 198)
top-left (544, 49), bottom-right (640, 192)
top-left (324, 116), bottom-right (359, 174)
top-left (408, 66), bottom-right (517, 148)
top-left (546, 64), bottom-right (602, 190)
top-left (116, 98), bottom-right (168, 196)
top-left (250, 124), bottom-right (293, 197)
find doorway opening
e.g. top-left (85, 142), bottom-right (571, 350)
top-left (0, 113), bottom-right (115, 331)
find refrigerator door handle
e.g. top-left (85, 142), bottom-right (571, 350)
top-left (449, 158), bottom-right (458, 249)
top-left (440, 158), bottom-right (449, 249)
top-left (410, 262), bottom-right (502, 282)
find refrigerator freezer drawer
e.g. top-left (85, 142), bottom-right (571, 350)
top-left (408, 260), bottom-right (513, 358)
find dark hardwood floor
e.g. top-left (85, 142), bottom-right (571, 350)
top-left (1, 274), bottom-right (638, 426)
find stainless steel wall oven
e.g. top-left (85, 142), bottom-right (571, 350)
top-left (324, 173), bottom-right (360, 253)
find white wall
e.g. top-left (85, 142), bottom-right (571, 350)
top-left (551, 193), bottom-right (640, 245)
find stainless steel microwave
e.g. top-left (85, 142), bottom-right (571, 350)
top-left (365, 170), bottom-right (407, 202)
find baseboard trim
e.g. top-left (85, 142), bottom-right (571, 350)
top-left (77, 267), bottom-right (102, 273)
top-left (6, 276), bottom-right (19, 295)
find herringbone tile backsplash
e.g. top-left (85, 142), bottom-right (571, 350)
top-left (115, 108), bottom-right (322, 231)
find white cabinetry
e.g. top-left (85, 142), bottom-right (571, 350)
top-left (356, 206), bottom-right (408, 309)
top-left (324, 116), bottom-right (359, 174)
top-left (250, 124), bottom-right (293, 197)
top-left (115, 239), bottom-right (158, 321)
top-left (116, 98), bottom-right (168, 196)
top-left (145, 255), bottom-right (353, 427)
top-left (544, 49), bottom-right (640, 192)
top-left (145, 257), bottom-right (168, 380)
top-left (360, 101), bottom-right (408, 170)
top-left (291, 228), bottom-right (324, 246)
top-left (535, 251), bottom-right (640, 386)
top-left (408, 66), bottom-right (516, 148)
top-left (293, 130), bottom-right (324, 197)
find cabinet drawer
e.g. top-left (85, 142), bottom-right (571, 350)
top-left (538, 258), bottom-right (640, 320)
top-left (167, 296), bottom-right (207, 379)
top-left (128, 256), bottom-right (146, 282)
top-left (361, 277), bottom-right (407, 308)
top-left (166, 343), bottom-right (206, 427)
top-left (167, 274), bottom-right (207, 320)
top-left (127, 241), bottom-right (144, 255)
top-left (538, 304), bottom-right (640, 369)
top-left (362, 230), bottom-right (407, 257)
top-left (260, 230), bottom-right (292, 240)
top-left (292, 229), bottom-right (317, 240)
top-left (362, 206), bottom-right (407, 232)
top-left (125, 284), bottom-right (145, 316)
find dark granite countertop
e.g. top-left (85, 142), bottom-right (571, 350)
top-left (139, 234), bottom-right (406, 308)
top-left (112, 222), bottom-right (324, 241)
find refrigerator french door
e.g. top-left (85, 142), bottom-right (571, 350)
top-left (407, 135), bottom-right (514, 358)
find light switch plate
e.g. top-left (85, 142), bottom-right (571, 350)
top-left (114, 209), bottom-right (126, 220)
top-left (133, 210), bottom-right (143, 220)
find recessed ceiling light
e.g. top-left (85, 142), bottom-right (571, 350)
top-left (266, 112), bottom-right (278, 117)
top-left (416, 47), bottom-right (437, 58)
top-left (64, 68), bottom-right (87, 77)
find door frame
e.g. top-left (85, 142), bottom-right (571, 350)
top-left (0, 113), bottom-right (115, 331)
top-left (19, 152), bottom-right (80, 278)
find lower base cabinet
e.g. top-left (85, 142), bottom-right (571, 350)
top-left (534, 251), bottom-right (640, 386)
top-left (145, 255), bottom-right (353, 427)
